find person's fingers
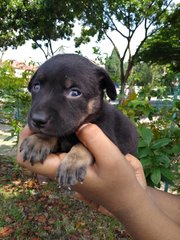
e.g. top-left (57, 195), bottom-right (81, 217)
top-left (125, 154), bottom-right (147, 189)
top-left (98, 205), bottom-right (113, 217)
top-left (74, 193), bottom-right (113, 216)
top-left (76, 124), bottom-right (124, 169)
top-left (125, 154), bottom-right (142, 171)
top-left (19, 125), bottom-right (33, 143)
top-left (75, 192), bottom-right (99, 209)
top-left (18, 152), bottom-right (65, 179)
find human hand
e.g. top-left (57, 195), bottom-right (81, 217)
top-left (17, 125), bottom-right (65, 179)
top-left (125, 154), bottom-right (147, 190)
top-left (17, 124), bottom-right (146, 214)
top-left (73, 124), bottom-right (145, 215)
top-left (17, 125), bottom-right (180, 240)
top-left (74, 124), bottom-right (146, 215)
top-left (75, 153), bottom-right (147, 216)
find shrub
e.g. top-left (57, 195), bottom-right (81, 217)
top-left (0, 61), bottom-right (33, 142)
top-left (119, 91), bottom-right (180, 189)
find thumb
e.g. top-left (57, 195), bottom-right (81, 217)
top-left (76, 123), bottom-right (123, 168)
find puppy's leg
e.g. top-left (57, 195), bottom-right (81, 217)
top-left (20, 134), bottom-right (58, 165)
top-left (57, 143), bottom-right (93, 186)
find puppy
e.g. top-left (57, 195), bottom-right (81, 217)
top-left (20, 54), bottom-right (138, 186)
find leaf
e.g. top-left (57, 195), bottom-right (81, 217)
top-left (76, 220), bottom-right (86, 229)
top-left (138, 148), bottom-right (151, 158)
top-left (0, 226), bottom-right (14, 238)
top-left (150, 168), bottom-right (161, 185)
top-left (37, 214), bottom-right (47, 223)
top-left (171, 144), bottom-right (180, 154)
top-left (140, 158), bottom-right (152, 168)
top-left (161, 167), bottom-right (175, 181)
top-left (138, 140), bottom-right (147, 147)
top-left (151, 138), bottom-right (171, 149)
top-left (155, 155), bottom-right (170, 168)
top-left (140, 127), bottom-right (153, 146)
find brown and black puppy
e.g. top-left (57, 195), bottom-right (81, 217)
top-left (20, 54), bottom-right (138, 186)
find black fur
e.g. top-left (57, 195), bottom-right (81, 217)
top-left (21, 54), bottom-right (138, 185)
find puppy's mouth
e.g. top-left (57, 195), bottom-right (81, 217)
top-left (28, 104), bottom-right (98, 137)
top-left (28, 116), bottom-right (87, 138)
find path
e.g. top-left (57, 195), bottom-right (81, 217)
top-left (0, 124), bottom-right (17, 156)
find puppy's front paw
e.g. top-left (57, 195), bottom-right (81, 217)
top-left (20, 134), bottom-right (58, 165)
top-left (57, 143), bottom-right (93, 186)
top-left (57, 155), bottom-right (87, 186)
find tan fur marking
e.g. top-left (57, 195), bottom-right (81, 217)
top-left (87, 98), bottom-right (97, 114)
top-left (67, 143), bottom-right (93, 166)
top-left (65, 78), bottom-right (73, 88)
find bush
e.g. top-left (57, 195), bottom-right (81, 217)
top-left (119, 91), bottom-right (180, 189)
top-left (0, 61), bottom-right (33, 142)
top-left (138, 125), bottom-right (179, 188)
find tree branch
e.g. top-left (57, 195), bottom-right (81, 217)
top-left (34, 40), bottom-right (48, 59)
top-left (104, 32), bottom-right (121, 60)
top-left (104, 10), bottom-right (128, 39)
top-left (48, 39), bottom-right (54, 56)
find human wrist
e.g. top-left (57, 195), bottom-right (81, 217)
top-left (100, 178), bottom-right (145, 216)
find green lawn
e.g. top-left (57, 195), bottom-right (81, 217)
top-left (0, 155), bottom-right (131, 240)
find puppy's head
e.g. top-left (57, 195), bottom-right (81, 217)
top-left (28, 54), bottom-right (117, 137)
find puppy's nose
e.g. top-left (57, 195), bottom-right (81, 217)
top-left (31, 112), bottom-right (50, 128)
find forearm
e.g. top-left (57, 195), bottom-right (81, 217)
top-left (147, 187), bottom-right (180, 225)
top-left (110, 184), bottom-right (180, 240)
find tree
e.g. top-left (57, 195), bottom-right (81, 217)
top-left (129, 62), bottom-right (153, 87)
top-left (105, 47), bottom-right (121, 83)
top-left (0, 0), bottom-right (26, 58)
top-left (0, 0), bottom-right (77, 59)
top-left (138, 4), bottom-right (180, 72)
top-left (75, 0), bottom-right (174, 96)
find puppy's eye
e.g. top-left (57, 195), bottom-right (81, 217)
top-left (68, 88), bottom-right (82, 98)
top-left (32, 83), bottom-right (40, 93)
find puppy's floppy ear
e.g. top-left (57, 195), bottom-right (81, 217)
top-left (97, 67), bottom-right (117, 100)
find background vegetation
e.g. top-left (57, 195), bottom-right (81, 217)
top-left (0, 0), bottom-right (179, 239)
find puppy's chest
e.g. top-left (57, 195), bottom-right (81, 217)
top-left (56, 134), bottom-right (79, 153)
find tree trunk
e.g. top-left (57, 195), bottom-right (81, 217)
top-left (119, 59), bottom-right (133, 98)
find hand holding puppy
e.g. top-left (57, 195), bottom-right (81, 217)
top-left (17, 124), bottom-right (180, 240)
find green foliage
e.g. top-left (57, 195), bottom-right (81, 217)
top-left (128, 62), bottom-right (179, 101)
top-left (0, 0), bottom-right (26, 51)
top-left (75, 0), bottom-right (174, 94)
top-left (138, 4), bottom-right (180, 72)
top-left (119, 92), bottom-right (157, 122)
top-left (138, 125), bottom-right (179, 187)
top-left (0, 61), bottom-right (33, 142)
top-left (129, 62), bottom-right (153, 86)
top-left (0, 0), bottom-right (76, 58)
top-left (105, 48), bottom-right (121, 83)
top-left (119, 92), bottom-right (179, 189)
top-left (1, 0), bottom-right (175, 93)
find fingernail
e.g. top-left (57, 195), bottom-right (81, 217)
top-left (76, 123), bottom-right (90, 135)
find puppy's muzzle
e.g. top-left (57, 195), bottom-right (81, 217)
top-left (30, 110), bottom-right (52, 130)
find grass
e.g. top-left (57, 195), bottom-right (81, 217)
top-left (0, 155), bottom-right (131, 240)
